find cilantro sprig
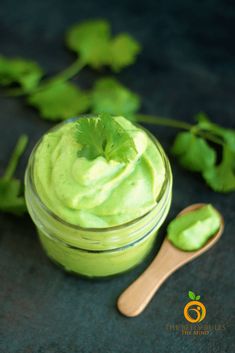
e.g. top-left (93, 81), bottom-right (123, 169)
top-left (136, 113), bottom-right (235, 193)
top-left (0, 20), bottom-right (141, 120)
top-left (0, 135), bottom-right (28, 215)
top-left (75, 113), bottom-right (137, 163)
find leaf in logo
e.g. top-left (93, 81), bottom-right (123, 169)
top-left (196, 295), bottom-right (201, 300)
top-left (188, 291), bottom-right (196, 300)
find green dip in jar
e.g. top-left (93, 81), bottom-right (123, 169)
top-left (25, 115), bottom-right (172, 277)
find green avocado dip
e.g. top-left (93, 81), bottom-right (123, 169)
top-left (25, 115), bottom-right (172, 277)
top-left (167, 204), bottom-right (221, 251)
top-left (34, 115), bottom-right (165, 228)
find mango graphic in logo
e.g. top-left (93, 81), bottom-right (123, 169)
top-left (184, 291), bottom-right (206, 323)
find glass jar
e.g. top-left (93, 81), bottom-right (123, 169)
top-left (25, 119), bottom-right (172, 278)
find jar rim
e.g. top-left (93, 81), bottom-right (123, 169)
top-left (27, 116), bottom-right (172, 233)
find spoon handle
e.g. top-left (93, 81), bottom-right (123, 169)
top-left (117, 239), bottom-right (191, 317)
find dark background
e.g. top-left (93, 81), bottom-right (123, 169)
top-left (0, 0), bottom-right (234, 352)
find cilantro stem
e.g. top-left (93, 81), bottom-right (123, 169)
top-left (3, 135), bottom-right (28, 181)
top-left (50, 58), bottom-right (86, 83)
top-left (193, 130), bottom-right (224, 145)
top-left (3, 58), bottom-right (86, 97)
top-left (136, 114), bottom-right (192, 130)
top-left (31, 58), bottom-right (86, 92)
top-left (26, 58), bottom-right (86, 94)
top-left (136, 114), bottom-right (224, 146)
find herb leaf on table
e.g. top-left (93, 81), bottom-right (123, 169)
top-left (170, 113), bottom-right (235, 193)
top-left (108, 33), bottom-right (141, 72)
top-left (0, 135), bottom-right (28, 215)
top-left (203, 146), bottom-right (235, 193)
top-left (28, 81), bottom-right (90, 120)
top-left (0, 56), bottom-right (43, 91)
top-left (91, 77), bottom-right (140, 119)
top-left (65, 20), bottom-right (141, 71)
top-left (195, 113), bottom-right (235, 192)
top-left (66, 20), bottom-right (111, 69)
top-left (171, 131), bottom-right (216, 172)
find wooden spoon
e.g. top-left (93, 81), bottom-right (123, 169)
top-left (117, 203), bottom-right (224, 317)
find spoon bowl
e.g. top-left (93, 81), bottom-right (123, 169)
top-left (117, 203), bottom-right (224, 317)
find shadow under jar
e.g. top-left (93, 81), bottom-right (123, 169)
top-left (25, 118), bottom-right (172, 278)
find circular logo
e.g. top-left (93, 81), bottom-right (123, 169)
top-left (184, 300), bottom-right (206, 323)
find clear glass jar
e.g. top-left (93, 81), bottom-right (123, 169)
top-left (25, 119), bottom-right (172, 278)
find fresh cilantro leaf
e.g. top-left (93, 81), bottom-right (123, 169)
top-left (75, 114), bottom-right (106, 160)
top-left (109, 34), bottom-right (141, 72)
top-left (196, 112), bottom-right (235, 151)
top-left (0, 135), bottom-right (28, 215)
top-left (171, 131), bottom-right (216, 172)
top-left (195, 113), bottom-right (235, 192)
top-left (0, 56), bottom-right (43, 91)
top-left (28, 81), bottom-right (90, 120)
top-left (103, 113), bottom-right (138, 162)
top-left (65, 20), bottom-right (111, 69)
top-left (90, 77), bottom-right (140, 119)
top-left (172, 114), bottom-right (235, 192)
top-left (75, 113), bottom-right (137, 163)
top-left (203, 146), bottom-right (235, 192)
top-left (65, 20), bottom-right (141, 71)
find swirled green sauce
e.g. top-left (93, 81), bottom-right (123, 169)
top-left (167, 204), bottom-right (221, 251)
top-left (34, 116), bottom-right (166, 228)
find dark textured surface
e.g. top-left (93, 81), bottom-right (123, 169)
top-left (0, 1), bottom-right (235, 352)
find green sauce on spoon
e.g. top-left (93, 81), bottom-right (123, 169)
top-left (167, 204), bottom-right (221, 251)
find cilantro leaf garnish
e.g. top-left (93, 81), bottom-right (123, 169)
top-left (91, 77), bottom-right (140, 119)
top-left (171, 131), bottom-right (216, 172)
top-left (28, 81), bottom-right (90, 120)
top-left (75, 114), bottom-right (106, 160)
top-left (0, 135), bottom-right (28, 215)
top-left (102, 114), bottom-right (138, 162)
top-left (75, 113), bottom-right (137, 163)
top-left (0, 56), bottom-right (43, 91)
top-left (65, 20), bottom-right (141, 71)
